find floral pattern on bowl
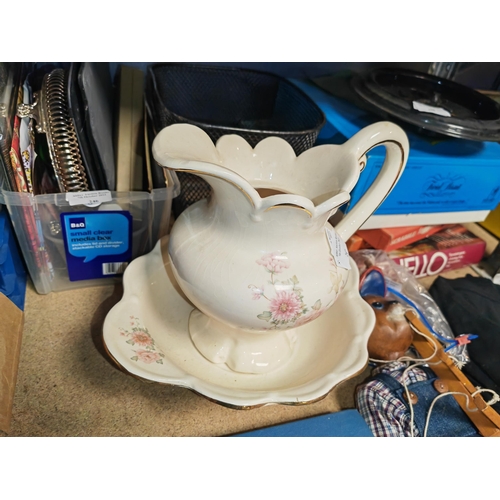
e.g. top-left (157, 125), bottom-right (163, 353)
top-left (119, 317), bottom-right (165, 365)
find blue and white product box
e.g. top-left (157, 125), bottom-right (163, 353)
top-left (60, 211), bottom-right (133, 281)
top-left (293, 79), bottom-right (500, 228)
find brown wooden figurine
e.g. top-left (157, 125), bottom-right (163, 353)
top-left (363, 295), bottom-right (413, 360)
top-left (359, 266), bottom-right (413, 361)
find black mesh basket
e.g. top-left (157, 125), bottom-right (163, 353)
top-left (146, 63), bottom-right (325, 217)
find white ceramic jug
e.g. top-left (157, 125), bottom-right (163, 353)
top-left (152, 122), bottom-right (409, 374)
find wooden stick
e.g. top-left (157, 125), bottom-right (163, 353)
top-left (406, 310), bottom-right (500, 437)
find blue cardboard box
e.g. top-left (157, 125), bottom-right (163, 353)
top-left (293, 79), bottom-right (500, 228)
top-left (0, 207), bottom-right (26, 310)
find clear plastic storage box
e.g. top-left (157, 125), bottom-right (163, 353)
top-left (0, 185), bottom-right (176, 294)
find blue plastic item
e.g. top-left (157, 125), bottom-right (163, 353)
top-left (0, 207), bottom-right (27, 310)
top-left (292, 79), bottom-right (500, 217)
top-left (359, 267), bottom-right (387, 298)
top-left (233, 410), bottom-right (373, 437)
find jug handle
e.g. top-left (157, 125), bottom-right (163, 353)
top-left (335, 122), bottom-right (409, 242)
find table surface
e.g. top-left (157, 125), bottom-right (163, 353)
top-left (1, 223), bottom-right (496, 437)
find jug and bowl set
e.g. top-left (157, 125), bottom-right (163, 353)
top-left (103, 114), bottom-right (409, 407)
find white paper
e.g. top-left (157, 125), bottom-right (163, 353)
top-left (66, 190), bottom-right (112, 207)
top-left (412, 101), bottom-right (452, 117)
top-left (326, 227), bottom-right (351, 270)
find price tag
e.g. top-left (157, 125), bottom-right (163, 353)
top-left (326, 227), bottom-right (351, 270)
top-left (412, 101), bottom-right (451, 117)
top-left (66, 190), bottom-right (112, 207)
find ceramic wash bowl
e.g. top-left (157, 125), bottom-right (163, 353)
top-left (102, 237), bottom-right (375, 408)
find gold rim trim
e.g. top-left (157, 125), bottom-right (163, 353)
top-left (167, 168), bottom-right (316, 217)
top-left (263, 204), bottom-right (313, 217)
top-left (102, 336), bottom-right (369, 411)
top-left (355, 138), bottom-right (406, 227)
top-left (162, 167), bottom-right (256, 208)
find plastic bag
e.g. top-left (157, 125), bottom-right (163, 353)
top-left (351, 249), bottom-right (469, 364)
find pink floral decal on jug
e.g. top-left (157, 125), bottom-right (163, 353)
top-left (250, 252), bottom-right (330, 329)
